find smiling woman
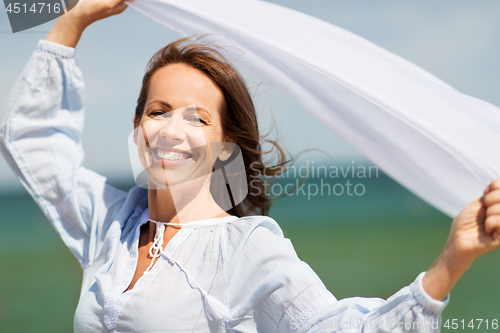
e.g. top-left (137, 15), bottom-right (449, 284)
top-left (2, 0), bottom-right (500, 332)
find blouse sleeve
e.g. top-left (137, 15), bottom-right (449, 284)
top-left (227, 217), bottom-right (449, 333)
top-left (0, 39), bottom-right (128, 269)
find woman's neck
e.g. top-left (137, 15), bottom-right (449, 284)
top-left (146, 182), bottom-right (229, 242)
top-left (147, 187), bottom-right (178, 223)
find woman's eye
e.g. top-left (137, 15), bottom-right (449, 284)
top-left (187, 116), bottom-right (206, 125)
top-left (150, 111), bottom-right (170, 119)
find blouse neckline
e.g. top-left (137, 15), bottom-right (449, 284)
top-left (139, 208), bottom-right (239, 229)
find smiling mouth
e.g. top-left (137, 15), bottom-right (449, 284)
top-left (152, 148), bottom-right (193, 161)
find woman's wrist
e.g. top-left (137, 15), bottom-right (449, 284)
top-left (422, 247), bottom-right (472, 301)
top-left (45, 12), bottom-right (88, 48)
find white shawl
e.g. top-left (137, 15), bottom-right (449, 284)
top-left (126, 0), bottom-right (500, 216)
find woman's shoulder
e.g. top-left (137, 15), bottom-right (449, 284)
top-left (225, 215), bottom-right (298, 262)
top-left (227, 215), bottom-right (285, 239)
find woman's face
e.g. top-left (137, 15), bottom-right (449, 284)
top-left (135, 63), bottom-right (231, 189)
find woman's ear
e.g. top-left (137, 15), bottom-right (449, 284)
top-left (218, 142), bottom-right (235, 162)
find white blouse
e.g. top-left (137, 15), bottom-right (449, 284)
top-left (0, 39), bottom-right (448, 333)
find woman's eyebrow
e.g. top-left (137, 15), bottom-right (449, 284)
top-left (195, 107), bottom-right (211, 115)
top-left (185, 106), bottom-right (212, 117)
top-left (148, 100), bottom-right (172, 108)
top-left (148, 101), bottom-right (210, 115)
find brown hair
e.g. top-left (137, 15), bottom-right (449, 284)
top-left (134, 37), bottom-right (286, 217)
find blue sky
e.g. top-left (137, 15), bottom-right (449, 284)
top-left (1, 0), bottom-right (499, 193)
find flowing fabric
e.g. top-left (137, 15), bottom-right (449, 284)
top-left (126, 0), bottom-right (500, 217)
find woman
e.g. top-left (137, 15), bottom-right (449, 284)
top-left (1, 0), bottom-right (500, 332)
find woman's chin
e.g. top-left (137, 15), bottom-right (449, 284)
top-left (142, 155), bottom-right (214, 190)
top-left (144, 166), bottom-right (195, 189)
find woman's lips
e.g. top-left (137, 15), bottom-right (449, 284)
top-left (151, 148), bottom-right (193, 165)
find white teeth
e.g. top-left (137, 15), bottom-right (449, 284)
top-left (155, 149), bottom-right (189, 160)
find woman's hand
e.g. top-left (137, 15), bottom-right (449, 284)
top-left (67, 0), bottom-right (130, 28)
top-left (45, 0), bottom-right (130, 48)
top-left (422, 179), bottom-right (500, 300)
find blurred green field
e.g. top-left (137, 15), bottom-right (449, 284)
top-left (1, 173), bottom-right (499, 332)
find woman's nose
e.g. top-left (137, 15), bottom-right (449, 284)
top-left (160, 113), bottom-right (186, 143)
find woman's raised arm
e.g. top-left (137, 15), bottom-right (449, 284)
top-left (0, 2), bottom-right (131, 268)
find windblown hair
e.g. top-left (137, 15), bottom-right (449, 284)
top-left (134, 37), bottom-right (286, 217)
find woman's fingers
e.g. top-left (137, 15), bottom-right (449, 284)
top-left (483, 181), bottom-right (500, 239)
top-left (98, 0), bottom-right (128, 16)
top-left (110, 1), bottom-right (129, 16)
top-left (485, 202), bottom-right (500, 216)
top-left (490, 179), bottom-right (500, 190)
top-left (71, 0), bottom-right (130, 26)
top-left (493, 229), bottom-right (500, 241)
top-left (483, 188), bottom-right (500, 207)
top-left (484, 181), bottom-right (500, 244)
top-left (485, 214), bottom-right (500, 235)
top-left (484, 179), bottom-right (500, 195)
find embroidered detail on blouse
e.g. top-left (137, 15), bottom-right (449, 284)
top-left (289, 295), bottom-right (338, 333)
